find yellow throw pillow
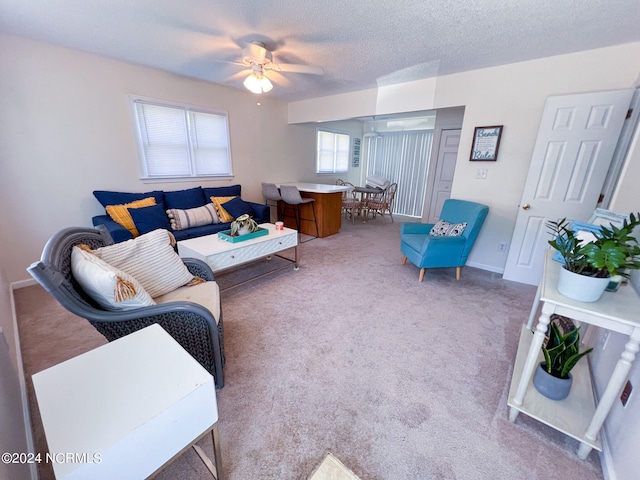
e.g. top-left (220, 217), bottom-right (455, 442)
top-left (105, 197), bottom-right (156, 237)
top-left (210, 196), bottom-right (236, 223)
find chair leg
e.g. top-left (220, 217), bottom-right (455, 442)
top-left (419, 268), bottom-right (425, 282)
top-left (402, 256), bottom-right (407, 265)
top-left (310, 202), bottom-right (319, 238)
top-left (456, 266), bottom-right (461, 280)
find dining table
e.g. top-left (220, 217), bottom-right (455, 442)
top-left (352, 185), bottom-right (384, 222)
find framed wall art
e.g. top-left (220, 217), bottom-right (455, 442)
top-left (469, 125), bottom-right (503, 161)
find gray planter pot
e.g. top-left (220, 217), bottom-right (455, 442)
top-left (533, 362), bottom-right (573, 400)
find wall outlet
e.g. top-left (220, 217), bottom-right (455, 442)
top-left (621, 381), bottom-right (633, 407)
top-left (498, 242), bottom-right (507, 252)
top-left (475, 168), bottom-right (488, 179)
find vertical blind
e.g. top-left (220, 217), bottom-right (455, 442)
top-left (365, 131), bottom-right (433, 217)
top-left (134, 100), bottom-right (232, 178)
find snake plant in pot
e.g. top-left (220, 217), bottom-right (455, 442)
top-left (546, 212), bottom-right (640, 302)
top-left (533, 322), bottom-right (593, 400)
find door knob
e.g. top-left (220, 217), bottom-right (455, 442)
top-left (522, 204), bottom-right (531, 210)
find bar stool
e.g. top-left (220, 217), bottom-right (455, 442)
top-left (280, 185), bottom-right (319, 241)
top-left (261, 182), bottom-right (283, 222)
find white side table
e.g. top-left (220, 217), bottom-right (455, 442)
top-left (32, 324), bottom-right (223, 479)
top-left (508, 250), bottom-right (640, 459)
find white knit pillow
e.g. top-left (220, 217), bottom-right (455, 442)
top-left (71, 246), bottom-right (155, 310)
top-left (92, 229), bottom-right (196, 298)
top-left (166, 203), bottom-right (220, 231)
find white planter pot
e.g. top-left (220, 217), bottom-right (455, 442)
top-left (557, 267), bottom-right (609, 303)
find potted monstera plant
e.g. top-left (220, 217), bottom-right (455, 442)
top-left (533, 322), bottom-right (593, 400)
top-left (546, 212), bottom-right (640, 302)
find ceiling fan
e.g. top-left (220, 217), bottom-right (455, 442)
top-left (230, 41), bottom-right (324, 94)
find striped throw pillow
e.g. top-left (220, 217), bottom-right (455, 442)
top-left (71, 245), bottom-right (155, 310)
top-left (105, 197), bottom-right (156, 237)
top-left (91, 229), bottom-right (196, 298)
top-left (166, 203), bottom-right (220, 231)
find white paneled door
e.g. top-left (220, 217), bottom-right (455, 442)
top-left (503, 89), bottom-right (634, 285)
top-left (427, 128), bottom-right (460, 223)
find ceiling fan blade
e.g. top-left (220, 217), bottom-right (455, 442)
top-left (270, 63), bottom-right (324, 75)
top-left (225, 69), bottom-right (252, 82)
top-left (267, 71), bottom-right (292, 88)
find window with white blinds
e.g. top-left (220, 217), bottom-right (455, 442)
top-left (132, 98), bottom-right (232, 179)
top-left (316, 130), bottom-right (350, 173)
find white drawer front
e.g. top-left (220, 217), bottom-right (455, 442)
top-left (207, 233), bottom-right (297, 271)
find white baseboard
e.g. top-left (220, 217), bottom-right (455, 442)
top-left (9, 284), bottom-right (38, 479)
top-left (466, 260), bottom-right (505, 275)
top-left (11, 278), bottom-right (37, 290)
top-left (599, 427), bottom-right (616, 480)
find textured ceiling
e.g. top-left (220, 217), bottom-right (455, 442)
top-left (1, 0), bottom-right (639, 102)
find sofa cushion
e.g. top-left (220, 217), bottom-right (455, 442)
top-left (71, 245), bottom-right (155, 310)
top-left (203, 185), bottom-right (241, 199)
top-left (429, 219), bottom-right (467, 237)
top-left (164, 187), bottom-right (206, 209)
top-left (166, 203), bottom-right (220, 231)
top-left (221, 196), bottom-right (255, 219)
top-left (106, 197), bottom-right (157, 237)
top-left (91, 229), bottom-right (196, 298)
top-left (210, 196), bottom-right (237, 223)
top-left (129, 203), bottom-right (172, 235)
top-left (93, 190), bottom-right (164, 208)
top-left (155, 281), bottom-right (220, 323)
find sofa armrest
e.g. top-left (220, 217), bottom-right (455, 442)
top-left (248, 202), bottom-right (270, 224)
top-left (92, 215), bottom-right (134, 243)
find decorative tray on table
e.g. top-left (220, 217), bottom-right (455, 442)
top-left (217, 227), bottom-right (269, 243)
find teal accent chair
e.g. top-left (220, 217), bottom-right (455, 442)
top-left (400, 199), bottom-right (489, 281)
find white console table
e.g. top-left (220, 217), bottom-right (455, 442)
top-left (508, 250), bottom-right (640, 459)
top-left (32, 324), bottom-right (223, 479)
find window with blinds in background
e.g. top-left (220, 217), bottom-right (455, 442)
top-left (316, 129), bottom-right (350, 174)
top-left (132, 98), bottom-right (232, 179)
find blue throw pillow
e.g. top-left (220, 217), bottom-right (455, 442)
top-left (93, 190), bottom-right (164, 208)
top-left (203, 185), bottom-right (241, 199)
top-left (128, 203), bottom-right (172, 235)
top-left (222, 196), bottom-right (254, 220)
top-left (164, 187), bottom-right (206, 209)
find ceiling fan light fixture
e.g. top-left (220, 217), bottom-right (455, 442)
top-left (243, 73), bottom-right (273, 94)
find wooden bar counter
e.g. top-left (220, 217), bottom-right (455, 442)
top-left (278, 182), bottom-right (351, 238)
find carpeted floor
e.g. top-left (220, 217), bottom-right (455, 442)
top-left (15, 219), bottom-right (605, 479)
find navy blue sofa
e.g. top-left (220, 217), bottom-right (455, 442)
top-left (92, 185), bottom-right (269, 243)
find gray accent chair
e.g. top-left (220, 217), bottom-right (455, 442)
top-left (27, 226), bottom-right (226, 388)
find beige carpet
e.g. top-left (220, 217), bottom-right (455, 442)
top-left (15, 219), bottom-right (605, 479)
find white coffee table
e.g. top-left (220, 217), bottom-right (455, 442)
top-left (32, 324), bottom-right (223, 480)
top-left (178, 223), bottom-right (298, 286)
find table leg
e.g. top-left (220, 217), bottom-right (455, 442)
top-left (526, 282), bottom-right (542, 330)
top-left (576, 327), bottom-right (640, 459)
top-left (192, 423), bottom-right (224, 479)
top-left (509, 304), bottom-right (552, 422)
